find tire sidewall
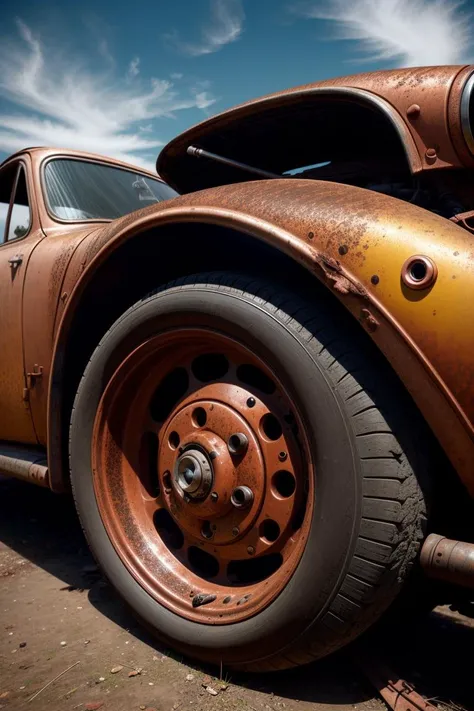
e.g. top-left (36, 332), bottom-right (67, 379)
top-left (70, 283), bottom-right (360, 665)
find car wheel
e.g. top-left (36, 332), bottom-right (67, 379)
top-left (70, 271), bottom-right (429, 671)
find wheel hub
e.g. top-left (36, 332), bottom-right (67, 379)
top-left (174, 448), bottom-right (213, 499)
top-left (92, 330), bottom-right (313, 624)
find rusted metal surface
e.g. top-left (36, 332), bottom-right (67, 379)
top-left (49, 178), bottom-right (474, 495)
top-left (401, 255), bottom-right (438, 291)
top-left (420, 533), bottom-right (474, 588)
top-left (0, 154), bottom-right (43, 444)
top-left (158, 66), bottom-right (473, 193)
top-left (0, 443), bottom-right (49, 487)
top-left (0, 67), bottom-right (472, 503)
top-left (357, 655), bottom-right (439, 711)
top-left (92, 329), bottom-right (312, 623)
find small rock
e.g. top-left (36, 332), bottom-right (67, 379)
top-left (60, 641), bottom-right (67, 647)
top-left (220, 683), bottom-right (228, 690)
top-left (148, 682), bottom-right (154, 686)
top-left (84, 640), bottom-right (90, 645)
top-left (128, 670), bottom-right (140, 678)
top-left (140, 706), bottom-right (146, 710)
top-left (110, 665), bottom-right (123, 674)
top-left (19, 642), bottom-right (26, 648)
top-left (98, 677), bottom-right (105, 683)
top-left (206, 687), bottom-right (218, 696)
top-left (186, 674), bottom-right (194, 681)
top-left (85, 703), bottom-right (104, 710)
top-left (19, 686), bottom-right (25, 690)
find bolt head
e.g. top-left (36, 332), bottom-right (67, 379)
top-left (232, 527), bottom-right (240, 537)
top-left (246, 397), bottom-right (256, 408)
top-left (278, 451), bottom-right (287, 462)
top-left (407, 103), bottom-right (421, 119)
top-left (210, 491), bottom-right (218, 502)
top-left (228, 433), bottom-right (249, 456)
top-left (247, 546), bottom-right (255, 555)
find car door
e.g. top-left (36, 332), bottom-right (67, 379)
top-left (0, 158), bottom-right (45, 444)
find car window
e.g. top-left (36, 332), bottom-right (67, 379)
top-left (44, 159), bottom-right (178, 222)
top-left (0, 162), bottom-right (18, 245)
top-left (8, 166), bottom-right (31, 241)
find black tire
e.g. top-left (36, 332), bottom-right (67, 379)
top-left (70, 271), bottom-right (430, 671)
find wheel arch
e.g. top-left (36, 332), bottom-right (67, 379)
top-left (48, 181), bottom-right (474, 494)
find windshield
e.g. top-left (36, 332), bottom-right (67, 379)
top-left (44, 158), bottom-right (178, 221)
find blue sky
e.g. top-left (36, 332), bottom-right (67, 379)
top-left (0, 0), bottom-right (473, 171)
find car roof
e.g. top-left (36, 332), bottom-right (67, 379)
top-left (0, 147), bottom-right (163, 181)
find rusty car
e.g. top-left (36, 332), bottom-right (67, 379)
top-left (1, 65), bottom-right (474, 672)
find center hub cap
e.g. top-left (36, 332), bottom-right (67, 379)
top-left (174, 448), bottom-right (213, 499)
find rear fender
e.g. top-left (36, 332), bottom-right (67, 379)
top-left (50, 179), bottom-right (474, 493)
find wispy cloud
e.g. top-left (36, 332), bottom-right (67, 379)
top-left (0, 20), bottom-right (216, 171)
top-left (297, 0), bottom-right (472, 66)
top-left (167, 0), bottom-right (244, 56)
top-left (127, 57), bottom-right (140, 80)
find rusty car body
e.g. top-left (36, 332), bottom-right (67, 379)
top-left (1, 66), bottom-right (473, 670)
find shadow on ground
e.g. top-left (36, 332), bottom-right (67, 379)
top-left (1, 477), bottom-right (473, 710)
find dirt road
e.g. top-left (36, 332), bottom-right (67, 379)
top-left (0, 477), bottom-right (472, 711)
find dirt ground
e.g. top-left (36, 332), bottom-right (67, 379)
top-left (1, 477), bottom-right (473, 711)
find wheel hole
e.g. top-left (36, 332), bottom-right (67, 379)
top-left (260, 413), bottom-right (282, 441)
top-left (168, 431), bottom-right (180, 450)
top-left (154, 509), bottom-right (184, 550)
top-left (260, 519), bottom-right (281, 542)
top-left (410, 260), bottom-right (427, 281)
top-left (163, 470), bottom-right (172, 491)
top-left (150, 367), bottom-right (189, 422)
top-left (192, 407), bottom-right (207, 427)
top-left (236, 364), bottom-right (276, 394)
top-left (272, 470), bottom-right (296, 498)
top-left (201, 520), bottom-right (213, 539)
top-left (191, 353), bottom-right (229, 382)
top-left (139, 432), bottom-right (160, 497)
top-left (227, 554), bottom-right (283, 584)
top-left (188, 546), bottom-right (219, 579)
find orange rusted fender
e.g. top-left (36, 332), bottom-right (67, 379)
top-left (49, 179), bottom-right (474, 494)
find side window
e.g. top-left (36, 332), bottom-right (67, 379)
top-left (8, 167), bottom-right (31, 241)
top-left (0, 162), bottom-right (17, 245)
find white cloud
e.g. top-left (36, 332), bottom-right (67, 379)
top-left (170, 72), bottom-right (183, 80)
top-left (299, 0), bottom-right (472, 66)
top-left (0, 20), bottom-right (216, 171)
top-left (127, 57), bottom-right (140, 79)
top-left (167, 0), bottom-right (244, 56)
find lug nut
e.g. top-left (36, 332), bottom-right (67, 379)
top-left (231, 486), bottom-right (254, 509)
top-left (228, 433), bottom-right (249, 456)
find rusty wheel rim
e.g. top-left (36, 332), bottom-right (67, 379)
top-left (92, 328), bottom-right (314, 624)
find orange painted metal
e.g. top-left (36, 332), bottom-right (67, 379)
top-left (356, 655), bottom-right (439, 711)
top-left (49, 178), bottom-right (474, 495)
top-left (0, 67), bottom-right (471, 506)
top-left (158, 65), bottom-right (474, 192)
top-left (92, 330), bottom-right (312, 622)
top-left (0, 154), bottom-right (43, 444)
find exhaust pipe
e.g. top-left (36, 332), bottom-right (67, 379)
top-left (420, 533), bottom-right (474, 589)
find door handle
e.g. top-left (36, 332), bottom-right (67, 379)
top-left (8, 255), bottom-right (23, 268)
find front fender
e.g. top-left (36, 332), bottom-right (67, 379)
top-left (51, 179), bottom-right (474, 493)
